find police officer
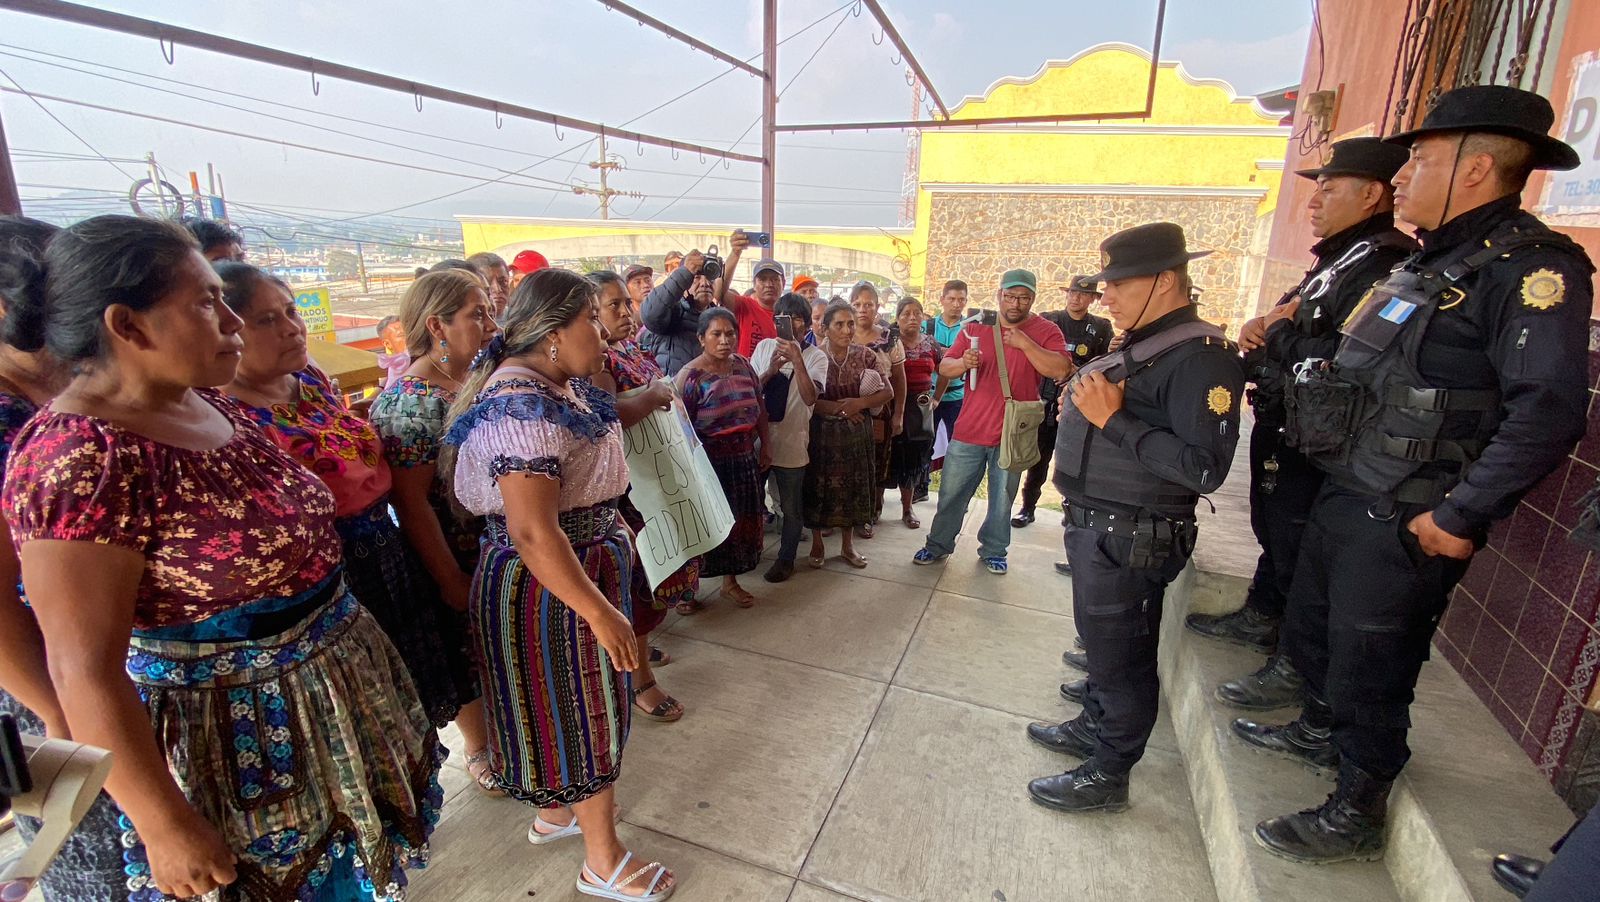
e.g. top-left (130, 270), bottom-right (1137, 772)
top-left (1247, 85), bottom-right (1592, 864)
top-left (1013, 275), bottom-right (1112, 534)
top-left (1026, 223), bottom-right (1244, 812)
top-left (1187, 138), bottom-right (1417, 713)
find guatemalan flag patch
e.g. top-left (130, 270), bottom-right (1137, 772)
top-left (1378, 298), bottom-right (1417, 324)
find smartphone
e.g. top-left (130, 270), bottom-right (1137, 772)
top-left (980, 309), bottom-right (998, 327)
top-left (743, 230), bottom-right (773, 248)
top-left (966, 307), bottom-right (980, 318)
top-left (775, 314), bottom-right (794, 341)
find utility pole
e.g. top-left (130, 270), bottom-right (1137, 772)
top-left (0, 104), bottom-right (19, 216)
top-left (573, 133), bottom-right (641, 220)
top-left (761, 0), bottom-right (777, 242)
top-left (354, 240), bottom-right (369, 294)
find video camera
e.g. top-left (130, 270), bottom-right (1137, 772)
top-left (1, 714), bottom-right (113, 890)
top-left (700, 245), bottom-right (724, 282)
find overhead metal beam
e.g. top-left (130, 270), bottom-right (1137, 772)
top-left (594, 0), bottom-right (764, 79)
top-left (0, 104), bottom-right (20, 215)
top-left (761, 0), bottom-right (776, 241)
top-left (0, 0), bottom-right (762, 165)
top-left (776, 0), bottom-right (1166, 134)
top-left (859, 0), bottom-right (948, 119)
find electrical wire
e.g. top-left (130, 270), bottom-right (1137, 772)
top-left (0, 66), bottom-right (140, 181)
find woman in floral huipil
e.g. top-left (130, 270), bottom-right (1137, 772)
top-left (2, 215), bottom-right (439, 901)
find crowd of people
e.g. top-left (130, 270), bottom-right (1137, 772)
top-left (0, 80), bottom-right (1596, 902)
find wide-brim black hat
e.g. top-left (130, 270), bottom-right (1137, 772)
top-left (1384, 84), bottom-right (1578, 171)
top-left (1087, 222), bottom-right (1211, 283)
top-left (1066, 274), bottom-right (1101, 294)
top-left (1296, 137), bottom-right (1412, 182)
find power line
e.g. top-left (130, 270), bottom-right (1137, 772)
top-left (0, 66), bottom-right (139, 181)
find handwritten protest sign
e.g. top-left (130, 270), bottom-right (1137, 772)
top-left (621, 383), bottom-right (734, 590)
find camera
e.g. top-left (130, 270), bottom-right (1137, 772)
top-left (701, 245), bottom-right (724, 282)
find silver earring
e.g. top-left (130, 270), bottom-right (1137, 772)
top-left (439, 339), bottom-right (450, 364)
top-left (549, 343), bottom-right (559, 363)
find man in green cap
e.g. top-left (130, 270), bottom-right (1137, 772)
top-left (912, 268), bottom-right (1071, 574)
top-left (1026, 222), bottom-right (1244, 813)
top-left (1258, 84), bottom-right (1593, 865)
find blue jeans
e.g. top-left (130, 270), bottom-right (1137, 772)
top-left (925, 439), bottom-right (1019, 559)
top-left (770, 465), bottom-right (807, 562)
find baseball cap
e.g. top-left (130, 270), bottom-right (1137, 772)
top-left (792, 274), bottom-right (818, 292)
top-left (510, 250), bottom-right (549, 274)
top-left (753, 260), bottom-right (784, 279)
top-left (1000, 269), bottom-right (1037, 293)
top-left (623, 264), bottom-right (654, 282)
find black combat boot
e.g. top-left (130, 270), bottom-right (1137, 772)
top-left (1028, 761), bottom-right (1130, 813)
top-left (1254, 760), bottom-right (1392, 864)
top-left (1491, 853), bottom-right (1543, 898)
top-left (1059, 678), bottom-right (1087, 703)
top-left (1216, 653), bottom-right (1306, 710)
top-left (1231, 693), bottom-right (1339, 775)
top-left (1027, 715), bottom-right (1096, 759)
top-left (1184, 604), bottom-right (1279, 653)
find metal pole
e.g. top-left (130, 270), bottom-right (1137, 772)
top-left (355, 240), bottom-right (369, 293)
top-left (761, 0), bottom-right (776, 243)
top-left (0, 0), bottom-right (762, 165)
top-left (0, 103), bottom-right (20, 215)
top-left (597, 132), bottom-right (610, 220)
top-left (591, 0), bottom-right (764, 78)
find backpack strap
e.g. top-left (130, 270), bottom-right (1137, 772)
top-left (992, 321), bottom-right (1014, 402)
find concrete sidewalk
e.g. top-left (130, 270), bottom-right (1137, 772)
top-left (415, 496), bottom-right (1231, 902)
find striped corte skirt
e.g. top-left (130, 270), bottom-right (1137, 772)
top-left (473, 507), bottom-right (635, 808)
top-left (123, 583), bottom-right (444, 902)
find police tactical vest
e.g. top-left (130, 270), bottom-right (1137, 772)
top-left (1249, 230), bottom-right (1415, 421)
top-left (1283, 219), bottom-right (1583, 503)
top-left (1055, 320), bottom-right (1231, 517)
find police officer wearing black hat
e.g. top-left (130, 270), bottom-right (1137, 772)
top-left (1187, 139), bottom-right (1417, 711)
top-left (1026, 223), bottom-right (1244, 812)
top-left (1013, 275), bottom-right (1112, 534)
top-left (1248, 85), bottom-right (1593, 864)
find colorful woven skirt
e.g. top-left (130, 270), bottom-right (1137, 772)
top-left (473, 508), bottom-right (635, 808)
top-left (700, 432), bottom-right (764, 578)
top-left (122, 582), bottom-right (444, 902)
top-left (804, 415), bottom-right (877, 528)
top-left (338, 499), bottom-right (479, 728)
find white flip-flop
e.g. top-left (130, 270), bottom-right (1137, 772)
top-left (576, 852), bottom-right (674, 901)
top-left (527, 806), bottom-right (623, 845)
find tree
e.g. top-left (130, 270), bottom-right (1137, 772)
top-left (326, 248), bottom-right (361, 280)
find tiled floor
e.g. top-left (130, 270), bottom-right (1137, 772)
top-left (410, 486), bottom-right (1249, 902)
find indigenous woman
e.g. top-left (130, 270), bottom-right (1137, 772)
top-left (443, 268), bottom-right (674, 901)
top-left (849, 281), bottom-right (906, 538)
top-left (674, 308), bottom-right (770, 609)
top-left (218, 263), bottom-right (479, 736)
top-left (591, 268), bottom-right (687, 724)
top-left (2, 215), bottom-right (439, 902)
top-left (889, 298), bottom-right (940, 529)
top-left (805, 302), bottom-right (893, 568)
top-left (367, 269), bottom-right (502, 792)
top-left (0, 217), bottom-right (126, 902)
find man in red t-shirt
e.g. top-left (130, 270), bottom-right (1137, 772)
top-left (912, 268), bottom-right (1071, 574)
top-left (715, 230), bottom-right (780, 357)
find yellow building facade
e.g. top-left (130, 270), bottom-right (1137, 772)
top-left (911, 43), bottom-right (1289, 328)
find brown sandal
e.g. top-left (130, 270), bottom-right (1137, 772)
top-left (902, 512), bottom-right (921, 529)
top-left (632, 680), bottom-right (684, 723)
top-left (719, 586), bottom-right (756, 608)
top-left (674, 598), bottom-right (706, 616)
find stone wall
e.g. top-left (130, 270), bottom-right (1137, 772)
top-left (923, 191), bottom-right (1265, 331)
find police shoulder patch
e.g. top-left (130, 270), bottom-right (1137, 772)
top-left (1206, 385), bottom-right (1233, 416)
top-left (1521, 268), bottom-right (1566, 311)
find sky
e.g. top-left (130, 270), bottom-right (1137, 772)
top-left (1, 0), bottom-right (1312, 247)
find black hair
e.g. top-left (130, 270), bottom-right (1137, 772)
top-left (895, 296), bottom-right (924, 319)
top-left (0, 217), bottom-right (60, 350)
top-left (587, 270), bottom-right (625, 292)
top-left (182, 216), bottom-right (243, 253)
top-left (821, 300), bottom-right (854, 331)
top-left (941, 279), bottom-right (968, 297)
top-left (6, 214), bottom-right (198, 362)
top-left (214, 261), bottom-right (290, 315)
top-left (430, 258), bottom-right (478, 274)
top-left (466, 251), bottom-right (508, 273)
top-left (774, 292), bottom-right (811, 322)
top-left (696, 306), bottom-right (738, 338)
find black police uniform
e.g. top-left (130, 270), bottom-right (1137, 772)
top-left (1189, 213), bottom-right (1415, 656)
top-left (1017, 309), bottom-right (1112, 517)
top-left (1282, 192), bottom-right (1591, 776)
top-left (1045, 305), bottom-right (1243, 779)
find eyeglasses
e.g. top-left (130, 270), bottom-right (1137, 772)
top-left (1000, 292), bottom-right (1033, 304)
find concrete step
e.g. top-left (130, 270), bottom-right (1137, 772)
top-left (1163, 568), bottom-right (1576, 902)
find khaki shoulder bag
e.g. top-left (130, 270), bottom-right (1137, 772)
top-left (993, 322), bottom-right (1046, 472)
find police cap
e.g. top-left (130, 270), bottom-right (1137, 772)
top-left (1384, 85), bottom-right (1579, 171)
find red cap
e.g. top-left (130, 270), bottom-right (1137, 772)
top-left (510, 250), bottom-right (549, 274)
